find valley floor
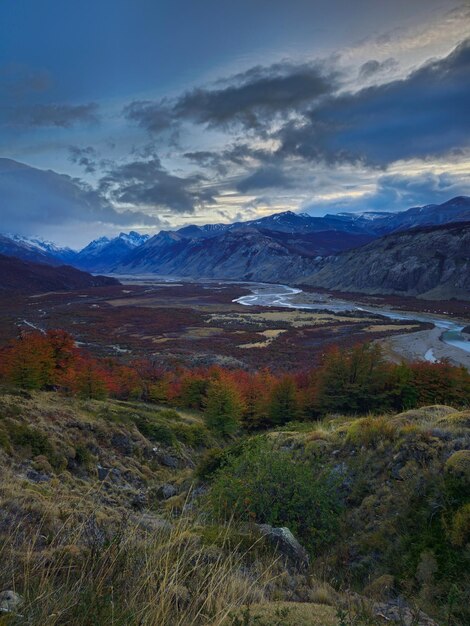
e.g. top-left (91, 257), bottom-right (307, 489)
top-left (381, 326), bottom-right (470, 370)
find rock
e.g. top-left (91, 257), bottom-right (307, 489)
top-left (131, 491), bottom-right (148, 510)
top-left (160, 454), bottom-right (179, 469)
top-left (111, 433), bottom-right (133, 456)
top-left (257, 524), bottom-right (310, 572)
top-left (26, 469), bottom-right (50, 483)
top-left (373, 598), bottom-right (439, 626)
top-left (97, 464), bottom-right (110, 481)
top-left (0, 590), bottom-right (23, 613)
top-left (159, 484), bottom-right (177, 500)
top-left (110, 468), bottom-right (122, 482)
top-left (83, 514), bottom-right (106, 548)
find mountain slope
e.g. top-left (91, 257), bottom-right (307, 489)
top-left (0, 254), bottom-right (119, 293)
top-left (113, 227), bottom-right (373, 281)
top-left (306, 222), bottom-right (470, 299)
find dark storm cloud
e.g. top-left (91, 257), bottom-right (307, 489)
top-left (277, 39), bottom-right (470, 166)
top-left (236, 166), bottom-right (293, 192)
top-left (124, 101), bottom-right (175, 133)
top-left (5, 102), bottom-right (99, 128)
top-left (0, 158), bottom-right (161, 235)
top-left (124, 61), bottom-right (338, 133)
top-left (100, 158), bottom-right (216, 213)
top-left (174, 62), bottom-right (336, 130)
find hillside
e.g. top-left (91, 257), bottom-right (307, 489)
top-left (0, 386), bottom-right (468, 624)
top-left (306, 222), bottom-right (470, 300)
top-left (0, 254), bottom-right (119, 293)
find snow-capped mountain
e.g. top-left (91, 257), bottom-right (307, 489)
top-left (112, 197), bottom-right (470, 291)
top-left (74, 231), bottom-right (150, 271)
top-left (6, 234), bottom-right (77, 264)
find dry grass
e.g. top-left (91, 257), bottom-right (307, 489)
top-left (0, 504), bottom-right (279, 626)
top-left (208, 310), bottom-right (374, 328)
top-left (225, 601), bottom-right (338, 625)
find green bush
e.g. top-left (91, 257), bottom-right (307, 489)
top-left (208, 438), bottom-right (342, 551)
top-left (134, 417), bottom-right (176, 446)
top-left (171, 422), bottom-right (210, 447)
top-left (157, 409), bottom-right (181, 421)
top-left (196, 448), bottom-right (228, 479)
top-left (7, 421), bottom-right (54, 457)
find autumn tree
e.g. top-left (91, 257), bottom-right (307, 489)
top-left (1, 332), bottom-right (55, 389)
top-left (316, 343), bottom-right (392, 414)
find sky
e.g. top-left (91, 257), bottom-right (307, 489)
top-left (0, 0), bottom-right (469, 247)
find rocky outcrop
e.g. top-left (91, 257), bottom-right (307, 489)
top-left (257, 524), bottom-right (310, 572)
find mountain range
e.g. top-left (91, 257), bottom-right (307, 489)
top-left (1, 195), bottom-right (469, 299)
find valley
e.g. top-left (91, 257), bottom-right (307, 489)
top-left (1, 274), bottom-right (469, 372)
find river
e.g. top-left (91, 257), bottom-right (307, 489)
top-left (232, 283), bottom-right (470, 359)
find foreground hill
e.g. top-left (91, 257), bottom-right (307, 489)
top-left (0, 387), bottom-right (467, 624)
top-left (306, 222), bottom-right (470, 300)
top-left (0, 254), bottom-right (119, 293)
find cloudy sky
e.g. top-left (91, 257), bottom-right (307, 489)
top-left (0, 0), bottom-right (469, 247)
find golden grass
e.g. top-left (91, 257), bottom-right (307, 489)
top-left (0, 502), bottom-right (279, 626)
top-left (364, 324), bottom-right (420, 333)
top-left (208, 310), bottom-right (375, 328)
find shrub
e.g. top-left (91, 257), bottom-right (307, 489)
top-left (134, 417), bottom-right (176, 446)
top-left (346, 417), bottom-right (396, 447)
top-left (208, 438), bottom-right (342, 551)
top-left (7, 421), bottom-right (54, 457)
top-left (445, 450), bottom-right (470, 486)
top-left (196, 448), bottom-right (228, 480)
top-left (451, 503), bottom-right (470, 547)
top-left (170, 422), bottom-right (210, 447)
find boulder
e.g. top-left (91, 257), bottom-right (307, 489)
top-left (97, 464), bottom-right (110, 481)
top-left (160, 454), bottom-right (179, 469)
top-left (159, 484), bottom-right (177, 500)
top-left (131, 491), bottom-right (148, 510)
top-left (257, 524), bottom-right (310, 571)
top-left (26, 469), bottom-right (50, 483)
top-left (373, 598), bottom-right (439, 626)
top-left (0, 590), bottom-right (23, 613)
top-left (111, 433), bottom-right (133, 456)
